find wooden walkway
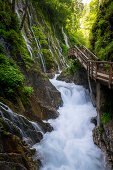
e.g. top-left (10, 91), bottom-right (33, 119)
top-left (67, 45), bottom-right (113, 88)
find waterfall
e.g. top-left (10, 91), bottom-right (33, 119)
top-left (15, 1), bottom-right (46, 72)
top-left (22, 32), bottom-right (33, 59)
top-left (15, 1), bottom-right (34, 59)
top-left (27, 8), bottom-right (46, 72)
top-left (33, 75), bottom-right (108, 170)
top-left (49, 34), bottom-right (66, 69)
top-left (87, 75), bottom-right (96, 107)
top-left (55, 36), bottom-right (69, 67)
top-left (47, 36), bottom-right (60, 71)
top-left (62, 27), bottom-right (70, 48)
top-left (55, 36), bottom-right (67, 67)
top-left (0, 102), bottom-right (43, 146)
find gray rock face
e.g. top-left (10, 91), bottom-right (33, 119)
top-left (57, 71), bottom-right (74, 83)
top-left (73, 67), bottom-right (89, 89)
top-left (0, 131), bottom-right (40, 170)
top-left (22, 70), bottom-right (63, 120)
top-left (93, 122), bottom-right (113, 169)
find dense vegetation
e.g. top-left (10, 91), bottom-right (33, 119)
top-left (80, 0), bottom-right (99, 47)
top-left (32, 0), bottom-right (85, 46)
top-left (90, 0), bottom-right (113, 61)
top-left (0, 0), bottom-right (34, 103)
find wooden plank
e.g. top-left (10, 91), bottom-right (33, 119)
top-left (109, 64), bottom-right (113, 88)
top-left (68, 46), bottom-right (113, 88)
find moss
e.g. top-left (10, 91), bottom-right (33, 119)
top-left (12, 167), bottom-right (16, 170)
top-left (22, 86), bottom-right (34, 97)
top-left (40, 39), bottom-right (48, 48)
top-left (0, 63), bottom-right (24, 90)
top-left (32, 26), bottom-right (47, 40)
top-left (0, 43), bottom-right (4, 53)
top-left (97, 126), bottom-right (104, 135)
top-left (42, 49), bottom-right (54, 71)
top-left (61, 44), bottom-right (68, 56)
top-left (66, 59), bottom-right (81, 75)
top-left (3, 131), bottom-right (9, 136)
top-left (101, 112), bottom-right (112, 124)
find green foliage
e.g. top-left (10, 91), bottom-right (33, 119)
top-left (90, 0), bottom-right (113, 61)
top-left (12, 167), bottom-right (16, 170)
top-left (32, 0), bottom-right (84, 46)
top-left (0, 64), bottom-right (24, 89)
top-left (101, 112), bottom-right (112, 124)
top-left (66, 59), bottom-right (81, 75)
top-left (62, 44), bottom-right (68, 56)
top-left (80, 0), bottom-right (99, 47)
top-left (97, 126), bottom-right (104, 135)
top-left (23, 86), bottom-right (34, 97)
top-left (42, 49), bottom-right (54, 70)
top-left (0, 43), bottom-right (4, 53)
top-left (32, 26), bottom-right (46, 40)
top-left (3, 131), bottom-right (9, 136)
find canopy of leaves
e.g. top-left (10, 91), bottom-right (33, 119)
top-left (90, 0), bottom-right (113, 61)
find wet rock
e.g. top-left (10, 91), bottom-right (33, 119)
top-left (0, 131), bottom-right (40, 170)
top-left (26, 71), bottom-right (63, 110)
top-left (46, 72), bottom-right (55, 79)
top-left (40, 104), bottom-right (59, 120)
top-left (91, 117), bottom-right (97, 126)
top-left (93, 121), bottom-right (113, 169)
top-left (0, 161), bottom-right (27, 170)
top-left (73, 67), bottom-right (89, 89)
top-left (57, 71), bottom-right (74, 83)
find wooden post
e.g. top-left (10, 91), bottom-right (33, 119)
top-left (95, 63), bottom-right (98, 80)
top-left (89, 61), bottom-right (90, 76)
top-left (96, 82), bottom-right (101, 126)
top-left (109, 63), bottom-right (112, 88)
top-left (91, 62), bottom-right (93, 78)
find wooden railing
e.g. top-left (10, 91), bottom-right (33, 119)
top-left (79, 45), bottom-right (98, 61)
top-left (68, 46), bottom-right (113, 88)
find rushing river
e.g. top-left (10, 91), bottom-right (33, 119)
top-left (33, 75), bottom-right (108, 170)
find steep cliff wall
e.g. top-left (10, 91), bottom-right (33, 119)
top-left (0, 0), bottom-right (66, 121)
top-left (0, 1), bottom-right (65, 169)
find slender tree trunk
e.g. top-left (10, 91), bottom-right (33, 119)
top-left (20, 0), bottom-right (28, 30)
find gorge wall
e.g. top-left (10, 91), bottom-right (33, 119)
top-left (0, 0), bottom-right (69, 169)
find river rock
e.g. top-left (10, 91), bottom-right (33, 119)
top-left (57, 71), bottom-right (74, 83)
top-left (0, 130), bottom-right (40, 170)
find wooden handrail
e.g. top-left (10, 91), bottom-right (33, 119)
top-left (67, 46), bottom-right (113, 88)
top-left (80, 45), bottom-right (98, 61)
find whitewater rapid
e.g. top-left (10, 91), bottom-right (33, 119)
top-left (33, 75), bottom-right (107, 170)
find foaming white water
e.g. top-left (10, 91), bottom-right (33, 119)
top-left (33, 76), bottom-right (107, 170)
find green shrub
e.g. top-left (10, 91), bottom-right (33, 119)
top-left (23, 86), bottom-right (34, 97)
top-left (101, 112), bottom-right (112, 124)
top-left (0, 64), bottom-right (24, 89)
top-left (66, 59), bottom-right (81, 75)
top-left (61, 44), bottom-right (68, 56)
top-left (90, 0), bottom-right (113, 61)
top-left (42, 49), bottom-right (54, 70)
top-left (0, 43), bottom-right (4, 53)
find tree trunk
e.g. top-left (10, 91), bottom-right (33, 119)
top-left (20, 0), bottom-right (28, 30)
